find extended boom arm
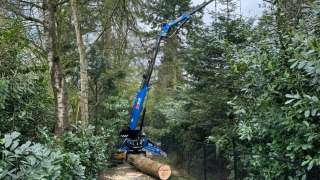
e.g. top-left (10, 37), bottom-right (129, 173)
top-left (129, 0), bottom-right (214, 130)
top-left (120, 0), bottom-right (214, 156)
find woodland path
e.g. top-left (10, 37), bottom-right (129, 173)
top-left (98, 163), bottom-right (155, 180)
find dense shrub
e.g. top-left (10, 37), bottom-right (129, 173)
top-left (229, 3), bottom-right (320, 179)
top-left (0, 73), bottom-right (55, 137)
top-left (0, 131), bottom-right (85, 179)
top-left (0, 126), bottom-right (114, 179)
top-left (60, 125), bottom-right (115, 177)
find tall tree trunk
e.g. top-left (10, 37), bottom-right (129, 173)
top-left (70, 0), bottom-right (89, 126)
top-left (45, 0), bottom-right (68, 136)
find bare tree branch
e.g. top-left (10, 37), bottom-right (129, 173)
top-left (93, 1), bottom-right (122, 44)
top-left (16, 0), bottom-right (44, 10)
top-left (55, 0), bottom-right (68, 7)
top-left (2, 1), bottom-right (44, 25)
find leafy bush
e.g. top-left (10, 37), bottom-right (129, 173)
top-left (0, 126), bottom-right (114, 179)
top-left (0, 73), bottom-right (55, 137)
top-left (0, 18), bottom-right (54, 137)
top-left (0, 131), bottom-right (85, 179)
top-left (228, 3), bottom-right (320, 178)
top-left (60, 125), bottom-right (114, 178)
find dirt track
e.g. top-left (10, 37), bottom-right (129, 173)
top-left (99, 163), bottom-right (155, 180)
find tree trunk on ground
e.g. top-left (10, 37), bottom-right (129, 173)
top-left (45, 0), bottom-right (68, 136)
top-left (70, 0), bottom-right (89, 126)
top-left (128, 154), bottom-right (171, 180)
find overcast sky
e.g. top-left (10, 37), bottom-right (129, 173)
top-left (192, 0), bottom-right (265, 24)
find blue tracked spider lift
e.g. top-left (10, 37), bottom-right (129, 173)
top-left (118, 0), bottom-right (214, 159)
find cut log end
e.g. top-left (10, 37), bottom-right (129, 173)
top-left (158, 165), bottom-right (171, 180)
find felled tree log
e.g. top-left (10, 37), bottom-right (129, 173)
top-left (128, 154), bottom-right (171, 180)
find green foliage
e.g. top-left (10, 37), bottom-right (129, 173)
top-left (0, 73), bottom-right (54, 136)
top-left (159, 16), bottom-right (251, 147)
top-left (86, 44), bottom-right (131, 131)
top-left (60, 125), bottom-right (114, 178)
top-left (0, 131), bottom-right (85, 179)
top-left (143, 0), bottom-right (191, 28)
top-left (0, 19), bottom-right (26, 76)
top-left (147, 93), bottom-right (188, 140)
top-left (0, 17), bottom-right (54, 137)
top-left (228, 2), bottom-right (320, 178)
top-left (1, 126), bottom-right (114, 179)
top-left (147, 0), bottom-right (320, 178)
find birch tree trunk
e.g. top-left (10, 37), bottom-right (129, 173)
top-left (70, 0), bottom-right (89, 126)
top-left (45, 0), bottom-right (69, 136)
